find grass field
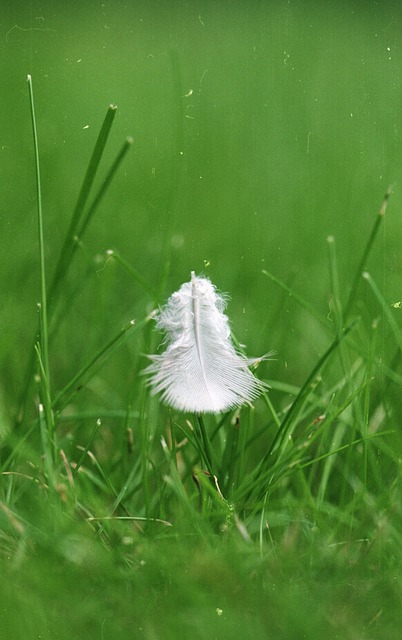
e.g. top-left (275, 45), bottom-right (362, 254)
top-left (1, 2), bottom-right (402, 639)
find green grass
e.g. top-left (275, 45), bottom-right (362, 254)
top-left (1, 3), bottom-right (402, 639)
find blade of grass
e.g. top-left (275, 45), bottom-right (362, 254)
top-left (37, 403), bottom-right (53, 483)
top-left (220, 417), bottom-right (240, 492)
top-left (268, 317), bottom-right (359, 459)
top-left (327, 235), bottom-right (344, 335)
top-left (17, 103), bottom-right (130, 429)
top-left (233, 410), bottom-right (253, 489)
top-left (27, 75), bottom-right (57, 473)
top-left (34, 342), bottom-right (54, 439)
top-left (86, 515), bottom-right (172, 527)
top-left (262, 268), bottom-right (329, 328)
top-left (76, 137), bottom-right (133, 240)
top-left (50, 104), bottom-right (118, 294)
top-left (160, 436), bottom-right (206, 535)
top-left (326, 234), bottom-right (364, 475)
top-left (106, 250), bottom-right (158, 299)
top-left (362, 318), bottom-right (379, 489)
top-left (49, 136), bottom-right (134, 323)
top-left (344, 186), bottom-right (391, 320)
top-left (72, 418), bottom-right (102, 477)
top-left (193, 414), bottom-right (218, 478)
top-left (106, 457), bottom-right (143, 515)
top-left (363, 271), bottom-right (402, 352)
top-left (153, 50), bottom-right (186, 301)
top-left (236, 318), bottom-right (359, 505)
top-left (27, 75), bottom-right (50, 390)
top-left (52, 317), bottom-right (147, 413)
top-left (138, 385), bottom-right (152, 521)
top-left (47, 138), bottom-right (134, 330)
top-left (299, 431), bottom-right (394, 470)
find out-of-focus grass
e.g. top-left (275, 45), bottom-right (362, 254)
top-left (1, 502), bottom-right (402, 640)
top-left (1, 2), bottom-right (402, 639)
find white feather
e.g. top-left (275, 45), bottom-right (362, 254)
top-left (145, 272), bottom-right (267, 414)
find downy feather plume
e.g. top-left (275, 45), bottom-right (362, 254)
top-left (145, 272), bottom-right (267, 414)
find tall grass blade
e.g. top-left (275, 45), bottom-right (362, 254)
top-left (154, 51), bottom-right (186, 301)
top-left (17, 103), bottom-right (131, 428)
top-left (50, 104), bottom-right (118, 293)
top-left (27, 75), bottom-right (50, 387)
top-left (76, 137), bottom-right (133, 240)
top-left (344, 186), bottom-right (391, 319)
top-left (327, 235), bottom-right (355, 401)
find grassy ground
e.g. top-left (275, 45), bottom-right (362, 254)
top-left (1, 2), bottom-right (402, 639)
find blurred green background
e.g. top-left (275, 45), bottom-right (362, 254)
top-left (2, 1), bottom-right (402, 401)
top-left (2, 2), bottom-right (402, 639)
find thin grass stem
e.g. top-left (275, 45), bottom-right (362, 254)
top-left (362, 318), bottom-right (378, 489)
top-left (327, 235), bottom-right (344, 334)
top-left (34, 342), bottom-right (54, 434)
top-left (35, 343), bottom-right (56, 478)
top-left (27, 75), bottom-right (50, 387)
top-left (73, 419), bottom-right (102, 477)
